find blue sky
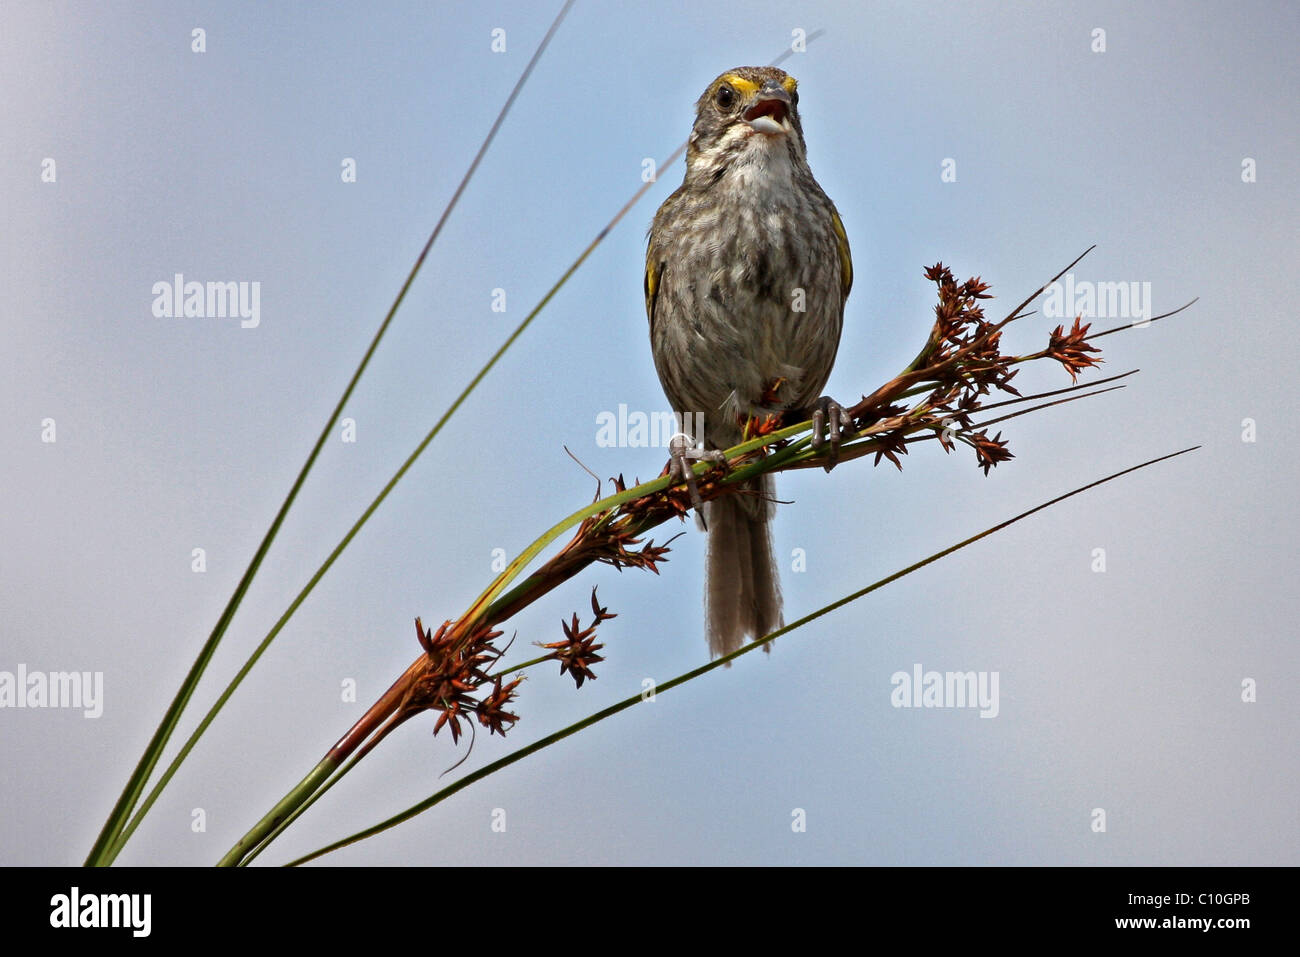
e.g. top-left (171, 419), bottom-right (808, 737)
top-left (2, 0), bottom-right (1297, 865)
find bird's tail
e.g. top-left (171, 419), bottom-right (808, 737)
top-left (705, 474), bottom-right (783, 658)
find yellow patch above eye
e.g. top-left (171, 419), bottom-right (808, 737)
top-left (721, 75), bottom-right (759, 97)
top-left (782, 75), bottom-right (798, 93)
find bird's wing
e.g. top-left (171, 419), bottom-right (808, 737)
top-left (644, 251), bottom-right (664, 336)
top-left (831, 210), bottom-right (853, 303)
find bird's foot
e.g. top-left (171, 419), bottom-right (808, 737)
top-left (668, 433), bottom-right (726, 531)
top-left (809, 396), bottom-right (853, 472)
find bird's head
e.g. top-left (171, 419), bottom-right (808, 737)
top-left (685, 66), bottom-right (807, 177)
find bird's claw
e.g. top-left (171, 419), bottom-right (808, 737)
top-left (668, 433), bottom-right (726, 531)
top-left (809, 396), bottom-right (852, 472)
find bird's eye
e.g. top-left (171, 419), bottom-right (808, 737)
top-left (790, 89), bottom-right (799, 108)
top-left (715, 84), bottom-right (736, 111)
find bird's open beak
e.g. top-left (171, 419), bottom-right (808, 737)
top-left (744, 84), bottom-right (792, 136)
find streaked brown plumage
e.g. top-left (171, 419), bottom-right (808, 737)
top-left (645, 66), bottom-right (852, 657)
